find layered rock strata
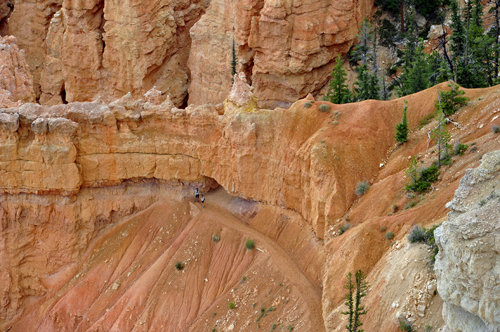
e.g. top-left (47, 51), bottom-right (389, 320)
top-left (435, 150), bottom-right (500, 332)
top-left (188, 0), bottom-right (373, 108)
top-left (9, 0), bottom-right (207, 105)
top-left (0, 35), bottom-right (35, 108)
top-left (0, 91), bottom-right (408, 240)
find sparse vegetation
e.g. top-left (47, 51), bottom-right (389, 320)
top-left (175, 261), bottom-right (184, 270)
top-left (400, 321), bottom-right (413, 331)
top-left (245, 239), bottom-right (255, 250)
top-left (437, 83), bottom-right (469, 116)
top-left (287, 325), bottom-right (294, 331)
top-left (419, 114), bottom-right (434, 129)
top-left (408, 225), bottom-right (440, 261)
top-left (338, 223), bottom-right (352, 235)
top-left (228, 302), bottom-right (235, 309)
top-left (395, 100), bottom-right (409, 143)
top-left (453, 142), bottom-right (468, 156)
top-left (241, 276), bottom-right (247, 283)
top-left (304, 101), bottom-right (313, 108)
top-left (385, 232), bottom-right (394, 240)
top-left (405, 157), bottom-right (440, 193)
top-left (341, 270), bottom-right (369, 332)
top-left (212, 234), bottom-right (220, 242)
top-left (404, 200), bottom-right (418, 210)
top-left (492, 125), bottom-right (500, 134)
top-left (393, 204), bottom-right (398, 213)
top-left (380, 226), bottom-right (387, 232)
top-left (319, 104), bottom-right (331, 112)
top-left (355, 181), bottom-right (370, 196)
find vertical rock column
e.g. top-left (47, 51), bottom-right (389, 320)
top-left (188, 0), bottom-right (373, 108)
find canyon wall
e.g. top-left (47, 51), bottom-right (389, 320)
top-left (435, 150), bottom-right (500, 332)
top-left (0, 90), bottom-right (408, 241)
top-left (0, 35), bottom-right (35, 107)
top-left (188, 0), bottom-right (373, 108)
top-left (6, 0), bottom-right (372, 108)
top-left (8, 0), bottom-right (207, 106)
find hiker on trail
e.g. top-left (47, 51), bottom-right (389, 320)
top-left (195, 188), bottom-right (200, 202)
top-left (201, 195), bottom-right (205, 208)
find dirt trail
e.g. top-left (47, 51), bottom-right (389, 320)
top-left (8, 189), bottom-right (324, 332)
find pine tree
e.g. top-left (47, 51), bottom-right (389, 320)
top-left (324, 55), bottom-right (351, 104)
top-left (231, 38), bottom-right (238, 84)
top-left (431, 100), bottom-right (452, 168)
top-left (341, 270), bottom-right (369, 332)
top-left (397, 39), bottom-right (431, 96)
top-left (395, 100), bottom-right (409, 143)
top-left (355, 64), bottom-right (380, 101)
top-left (450, 0), bottom-right (467, 72)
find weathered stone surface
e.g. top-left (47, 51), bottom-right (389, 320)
top-left (0, 91), bottom-right (408, 240)
top-left (0, 0), bottom-right (13, 36)
top-left (223, 72), bottom-right (258, 114)
top-left (0, 35), bottom-right (35, 107)
top-left (188, 0), bottom-right (373, 108)
top-left (435, 150), bottom-right (500, 332)
top-left (10, 0), bottom-right (207, 106)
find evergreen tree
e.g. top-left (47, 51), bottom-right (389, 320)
top-left (324, 55), bottom-right (351, 104)
top-left (397, 39), bottom-right (432, 96)
top-left (352, 20), bottom-right (373, 65)
top-left (395, 100), bottom-right (409, 143)
top-left (231, 38), bottom-right (238, 84)
top-left (355, 64), bottom-right (380, 101)
top-left (450, 0), bottom-right (467, 73)
top-left (431, 100), bottom-right (452, 168)
top-left (341, 270), bottom-right (369, 332)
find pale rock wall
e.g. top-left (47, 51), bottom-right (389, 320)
top-left (435, 150), bottom-right (500, 332)
top-left (9, 0), bottom-right (207, 106)
top-left (0, 35), bottom-right (35, 107)
top-left (188, 0), bottom-right (373, 108)
top-left (0, 0), bottom-right (13, 35)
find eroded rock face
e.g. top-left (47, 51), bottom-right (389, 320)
top-left (188, 0), bottom-right (373, 108)
top-left (435, 150), bottom-right (500, 332)
top-left (9, 0), bottom-right (207, 106)
top-left (0, 35), bottom-right (35, 108)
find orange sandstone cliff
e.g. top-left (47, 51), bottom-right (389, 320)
top-left (5, 0), bottom-right (373, 107)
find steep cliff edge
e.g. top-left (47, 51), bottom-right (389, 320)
top-left (435, 150), bottom-right (500, 332)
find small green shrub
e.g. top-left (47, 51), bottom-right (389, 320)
top-left (406, 163), bottom-right (440, 193)
top-left (437, 83), bottom-right (469, 116)
top-left (333, 120), bottom-right (339, 126)
top-left (393, 204), bottom-right (399, 213)
top-left (287, 325), bottom-right (294, 331)
top-left (408, 225), bottom-right (440, 261)
top-left (408, 226), bottom-right (427, 243)
top-left (419, 114), bottom-right (434, 129)
top-left (404, 201), bottom-right (418, 210)
top-left (245, 239), bottom-right (255, 250)
top-left (400, 321), bottom-right (413, 331)
top-left (385, 232), bottom-right (394, 240)
top-left (492, 125), bottom-right (500, 134)
top-left (175, 261), bottom-right (184, 270)
top-left (453, 142), bottom-right (468, 156)
top-left (355, 181), bottom-right (370, 196)
top-left (319, 104), bottom-right (331, 112)
top-left (212, 234), bottom-right (221, 242)
top-left (304, 102), bottom-right (313, 108)
top-left (380, 226), bottom-right (387, 232)
top-left (228, 302), bottom-right (235, 309)
top-left (338, 223), bottom-right (351, 235)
